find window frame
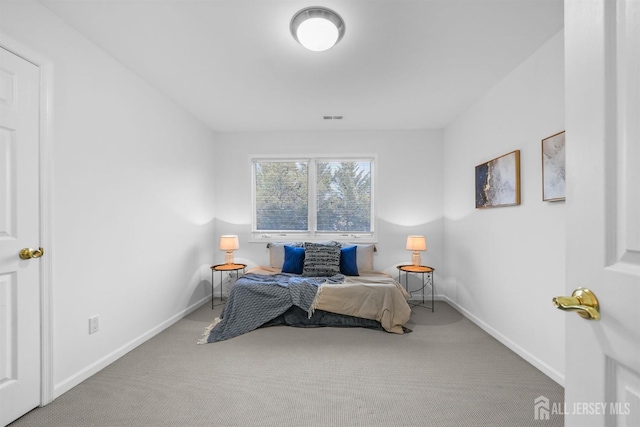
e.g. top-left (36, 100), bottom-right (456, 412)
top-left (250, 155), bottom-right (376, 242)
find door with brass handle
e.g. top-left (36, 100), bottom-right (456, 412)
top-left (19, 247), bottom-right (44, 260)
top-left (552, 288), bottom-right (600, 320)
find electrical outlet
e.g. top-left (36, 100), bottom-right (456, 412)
top-left (89, 315), bottom-right (99, 334)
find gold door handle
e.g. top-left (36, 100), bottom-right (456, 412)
top-left (19, 247), bottom-right (44, 260)
top-left (552, 288), bottom-right (600, 320)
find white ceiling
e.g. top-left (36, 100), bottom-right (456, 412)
top-left (39, 0), bottom-right (564, 133)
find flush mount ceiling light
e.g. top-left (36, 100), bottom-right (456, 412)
top-left (290, 7), bottom-right (345, 52)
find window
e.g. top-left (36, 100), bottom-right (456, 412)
top-left (252, 157), bottom-right (374, 239)
top-left (254, 160), bottom-right (309, 231)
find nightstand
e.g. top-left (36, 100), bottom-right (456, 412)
top-left (210, 263), bottom-right (246, 308)
top-left (397, 265), bottom-right (435, 312)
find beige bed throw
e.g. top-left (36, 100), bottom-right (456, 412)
top-left (313, 273), bottom-right (411, 334)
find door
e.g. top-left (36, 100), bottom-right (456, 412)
top-left (0, 47), bottom-right (41, 426)
top-left (563, 0), bottom-right (640, 426)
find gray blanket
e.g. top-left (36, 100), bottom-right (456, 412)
top-left (262, 306), bottom-right (392, 331)
top-left (205, 273), bottom-right (344, 343)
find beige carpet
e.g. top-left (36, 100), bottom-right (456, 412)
top-left (10, 301), bottom-right (564, 426)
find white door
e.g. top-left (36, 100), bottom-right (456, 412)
top-left (0, 47), bottom-right (41, 426)
top-left (563, 0), bottom-right (640, 426)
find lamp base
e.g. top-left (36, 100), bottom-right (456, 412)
top-left (225, 251), bottom-right (234, 264)
top-left (411, 252), bottom-right (421, 266)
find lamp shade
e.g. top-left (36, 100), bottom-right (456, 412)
top-left (290, 7), bottom-right (345, 52)
top-left (406, 235), bottom-right (427, 251)
top-left (219, 235), bottom-right (239, 251)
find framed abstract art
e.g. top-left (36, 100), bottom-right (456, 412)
top-left (475, 150), bottom-right (521, 208)
top-left (541, 131), bottom-right (566, 201)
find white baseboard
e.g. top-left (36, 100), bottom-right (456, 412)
top-left (442, 295), bottom-right (565, 387)
top-left (54, 295), bottom-right (210, 398)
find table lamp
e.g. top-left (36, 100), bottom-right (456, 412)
top-left (219, 235), bottom-right (239, 264)
top-left (406, 235), bottom-right (426, 266)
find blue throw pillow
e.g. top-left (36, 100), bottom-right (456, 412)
top-left (340, 245), bottom-right (359, 276)
top-left (282, 245), bottom-right (305, 274)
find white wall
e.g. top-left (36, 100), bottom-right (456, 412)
top-left (443, 31), bottom-right (565, 384)
top-left (1, 1), bottom-right (217, 397)
top-left (213, 130), bottom-right (444, 287)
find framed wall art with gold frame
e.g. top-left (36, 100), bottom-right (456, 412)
top-left (475, 150), bottom-right (521, 208)
top-left (541, 131), bottom-right (566, 202)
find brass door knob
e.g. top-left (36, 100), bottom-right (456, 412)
top-left (552, 288), bottom-right (600, 320)
top-left (19, 247), bottom-right (44, 260)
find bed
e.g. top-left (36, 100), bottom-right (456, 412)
top-left (198, 241), bottom-right (411, 344)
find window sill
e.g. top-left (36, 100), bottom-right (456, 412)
top-left (248, 232), bottom-right (377, 244)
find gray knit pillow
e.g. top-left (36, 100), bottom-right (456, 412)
top-left (302, 242), bottom-right (341, 277)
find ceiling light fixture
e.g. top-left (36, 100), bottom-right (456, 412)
top-left (290, 7), bottom-right (345, 52)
